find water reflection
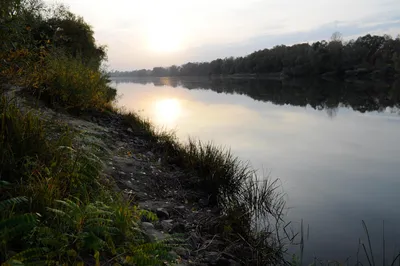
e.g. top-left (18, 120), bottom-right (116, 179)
top-left (154, 98), bottom-right (182, 126)
top-left (112, 77), bottom-right (400, 263)
top-left (113, 77), bottom-right (400, 117)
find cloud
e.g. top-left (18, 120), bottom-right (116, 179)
top-left (51, 0), bottom-right (400, 69)
top-left (182, 16), bottom-right (400, 63)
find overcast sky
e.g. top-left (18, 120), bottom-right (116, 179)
top-left (47, 0), bottom-right (400, 70)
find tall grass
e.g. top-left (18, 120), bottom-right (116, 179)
top-left (1, 47), bottom-right (116, 112)
top-left (0, 1), bottom-right (171, 264)
top-left (19, 49), bottom-right (117, 111)
top-left (0, 96), bottom-right (174, 265)
top-left (122, 111), bottom-right (289, 265)
top-left (290, 219), bottom-right (400, 266)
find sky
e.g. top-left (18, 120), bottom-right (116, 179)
top-left (46, 0), bottom-right (400, 70)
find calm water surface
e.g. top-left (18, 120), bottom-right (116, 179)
top-left (112, 77), bottom-right (400, 262)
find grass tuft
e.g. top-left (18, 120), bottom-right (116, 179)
top-left (122, 110), bottom-right (289, 265)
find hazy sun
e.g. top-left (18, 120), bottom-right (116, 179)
top-left (147, 29), bottom-right (183, 53)
top-left (154, 98), bottom-right (181, 125)
top-left (145, 15), bottom-right (185, 53)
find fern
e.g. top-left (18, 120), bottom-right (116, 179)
top-left (0, 196), bottom-right (28, 211)
top-left (0, 180), bottom-right (11, 188)
top-left (4, 248), bottom-right (46, 264)
top-left (138, 209), bottom-right (158, 222)
top-left (0, 196), bottom-right (39, 263)
top-left (46, 207), bottom-right (68, 218)
top-left (0, 196), bottom-right (38, 237)
top-left (0, 213), bottom-right (38, 235)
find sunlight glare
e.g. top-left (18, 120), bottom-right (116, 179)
top-left (144, 2), bottom-right (186, 53)
top-left (154, 98), bottom-right (182, 126)
top-left (147, 27), bottom-right (183, 53)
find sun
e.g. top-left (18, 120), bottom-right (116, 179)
top-left (147, 29), bottom-right (183, 53)
top-left (145, 19), bottom-right (185, 53)
top-left (153, 98), bottom-right (182, 126)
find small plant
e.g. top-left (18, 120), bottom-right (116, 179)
top-left (0, 183), bottom-right (39, 263)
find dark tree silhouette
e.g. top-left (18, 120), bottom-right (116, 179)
top-left (110, 33), bottom-right (400, 79)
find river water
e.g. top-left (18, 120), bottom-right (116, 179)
top-left (112, 76), bottom-right (400, 263)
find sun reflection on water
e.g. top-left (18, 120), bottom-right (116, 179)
top-left (153, 98), bottom-right (182, 126)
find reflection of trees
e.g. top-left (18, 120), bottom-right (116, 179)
top-left (326, 107), bottom-right (338, 119)
top-left (111, 77), bottom-right (180, 87)
top-left (112, 78), bottom-right (151, 85)
top-left (114, 77), bottom-right (400, 115)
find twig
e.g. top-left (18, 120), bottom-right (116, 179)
top-left (194, 234), bottom-right (217, 253)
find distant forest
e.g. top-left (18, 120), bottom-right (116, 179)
top-left (110, 33), bottom-right (400, 79)
top-left (114, 77), bottom-right (400, 116)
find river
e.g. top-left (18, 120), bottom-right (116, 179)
top-left (112, 76), bottom-right (400, 263)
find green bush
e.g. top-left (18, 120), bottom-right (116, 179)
top-left (22, 50), bottom-right (116, 110)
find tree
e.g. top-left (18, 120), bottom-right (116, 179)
top-left (330, 31), bottom-right (343, 43)
top-left (118, 32), bottom-right (400, 79)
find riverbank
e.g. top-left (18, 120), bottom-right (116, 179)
top-left (0, 85), bottom-right (287, 265)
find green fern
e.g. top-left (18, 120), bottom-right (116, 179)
top-left (125, 241), bottom-right (175, 266)
top-left (0, 196), bottom-right (38, 263)
top-left (138, 209), bottom-right (158, 222)
top-left (4, 248), bottom-right (47, 265)
top-left (0, 180), bottom-right (11, 188)
top-left (0, 196), bottom-right (28, 211)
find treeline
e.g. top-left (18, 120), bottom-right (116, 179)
top-left (0, 0), bottom-right (116, 109)
top-left (111, 33), bottom-right (400, 79)
top-left (118, 77), bottom-right (400, 115)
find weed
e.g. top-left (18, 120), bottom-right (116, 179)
top-left (122, 110), bottom-right (289, 265)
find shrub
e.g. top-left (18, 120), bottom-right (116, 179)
top-left (21, 50), bottom-right (116, 110)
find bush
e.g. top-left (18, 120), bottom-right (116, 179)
top-left (22, 50), bottom-right (116, 110)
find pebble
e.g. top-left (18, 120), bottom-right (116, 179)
top-left (141, 222), bottom-right (154, 230)
top-left (160, 219), bottom-right (174, 232)
top-left (156, 208), bottom-right (170, 220)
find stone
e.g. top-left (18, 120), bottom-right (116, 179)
top-left (228, 259), bottom-right (241, 266)
top-left (168, 250), bottom-right (178, 259)
top-left (204, 252), bottom-right (220, 264)
top-left (199, 197), bottom-right (209, 207)
top-left (145, 229), bottom-right (168, 242)
top-left (141, 222), bottom-right (154, 230)
top-left (156, 208), bottom-right (169, 220)
top-left (216, 258), bottom-right (240, 266)
top-left (160, 219), bottom-right (174, 232)
top-left (175, 247), bottom-right (190, 259)
top-left (171, 223), bottom-right (186, 234)
top-left (127, 127), bottom-right (133, 133)
top-left (142, 222), bottom-right (169, 242)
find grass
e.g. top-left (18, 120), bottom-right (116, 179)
top-left (0, 2), bottom-right (174, 264)
top-left (289, 219), bottom-right (400, 266)
top-left (121, 110), bottom-right (400, 266)
top-left (122, 111), bottom-right (289, 265)
top-left (1, 2), bottom-right (293, 264)
top-left (7, 48), bottom-right (117, 112)
top-left (0, 96), bottom-right (175, 265)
